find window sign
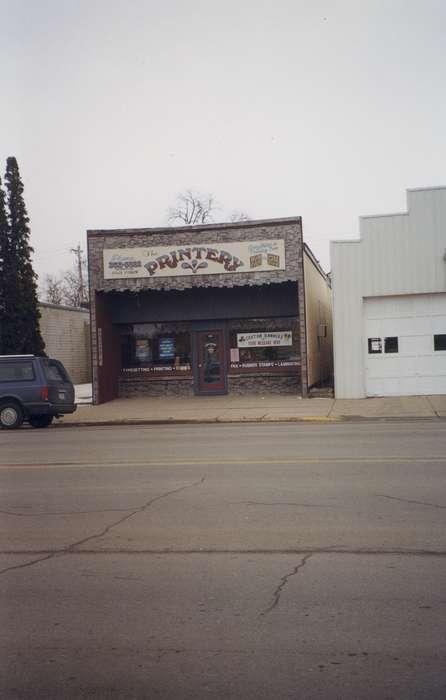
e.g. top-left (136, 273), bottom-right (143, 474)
top-left (158, 337), bottom-right (175, 361)
top-left (237, 331), bottom-right (292, 348)
top-left (135, 339), bottom-right (151, 362)
top-left (230, 348), bottom-right (240, 362)
top-left (368, 338), bottom-right (382, 354)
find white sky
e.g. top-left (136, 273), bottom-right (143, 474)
top-left (1, 0), bottom-right (445, 283)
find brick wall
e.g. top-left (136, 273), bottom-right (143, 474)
top-left (39, 303), bottom-right (91, 384)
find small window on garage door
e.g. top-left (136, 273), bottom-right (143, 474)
top-left (434, 334), bottom-right (446, 351)
top-left (384, 337), bottom-right (399, 353)
top-left (368, 338), bottom-right (382, 354)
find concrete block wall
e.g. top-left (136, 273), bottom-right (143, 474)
top-left (39, 303), bottom-right (91, 384)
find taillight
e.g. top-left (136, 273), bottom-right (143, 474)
top-left (40, 386), bottom-right (49, 401)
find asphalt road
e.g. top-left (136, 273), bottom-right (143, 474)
top-left (1, 420), bottom-right (446, 699)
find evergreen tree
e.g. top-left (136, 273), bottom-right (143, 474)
top-left (0, 176), bottom-right (8, 348)
top-left (0, 158), bottom-right (45, 355)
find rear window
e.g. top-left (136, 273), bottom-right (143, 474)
top-left (0, 362), bottom-right (35, 382)
top-left (42, 359), bottom-right (69, 383)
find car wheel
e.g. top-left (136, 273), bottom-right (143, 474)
top-left (0, 402), bottom-right (24, 429)
top-left (29, 415), bottom-right (54, 429)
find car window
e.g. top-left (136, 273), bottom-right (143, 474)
top-left (0, 362), bottom-right (35, 382)
top-left (42, 360), bottom-right (69, 383)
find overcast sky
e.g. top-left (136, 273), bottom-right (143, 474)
top-left (1, 0), bottom-right (445, 286)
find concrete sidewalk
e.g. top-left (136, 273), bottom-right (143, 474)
top-left (56, 393), bottom-right (446, 427)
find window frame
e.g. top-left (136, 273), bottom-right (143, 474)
top-left (384, 336), bottom-right (399, 354)
top-left (0, 361), bottom-right (36, 383)
top-left (434, 334), bottom-right (446, 352)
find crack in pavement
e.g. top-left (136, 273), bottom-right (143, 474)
top-left (425, 396), bottom-right (440, 418)
top-left (0, 477), bottom-right (206, 576)
top-left (260, 553), bottom-right (313, 616)
top-left (0, 507), bottom-right (135, 517)
top-left (0, 552), bottom-right (62, 575)
top-left (376, 494), bottom-right (446, 510)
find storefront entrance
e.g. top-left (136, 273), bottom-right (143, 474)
top-left (195, 329), bottom-right (227, 395)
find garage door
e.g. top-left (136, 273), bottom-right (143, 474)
top-left (363, 293), bottom-right (446, 396)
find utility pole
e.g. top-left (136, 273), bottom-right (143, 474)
top-left (70, 244), bottom-right (85, 306)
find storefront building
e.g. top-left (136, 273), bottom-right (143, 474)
top-left (87, 218), bottom-right (332, 404)
top-left (331, 186), bottom-right (446, 398)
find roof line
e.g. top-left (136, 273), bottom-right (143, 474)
top-left (39, 302), bottom-right (89, 312)
top-left (360, 211), bottom-right (408, 220)
top-left (407, 185), bottom-right (446, 192)
top-left (303, 242), bottom-right (330, 281)
top-left (330, 238), bottom-right (361, 244)
top-left (87, 216), bottom-right (302, 237)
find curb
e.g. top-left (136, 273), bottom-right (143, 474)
top-left (51, 415), bottom-right (445, 428)
top-left (53, 416), bottom-right (342, 428)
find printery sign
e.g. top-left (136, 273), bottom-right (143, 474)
top-left (103, 240), bottom-right (286, 279)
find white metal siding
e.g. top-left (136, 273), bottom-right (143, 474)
top-left (331, 187), bottom-right (446, 398)
top-left (363, 294), bottom-right (446, 396)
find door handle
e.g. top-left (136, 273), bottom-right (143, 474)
top-left (198, 364), bottom-right (202, 368)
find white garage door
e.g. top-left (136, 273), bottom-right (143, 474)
top-left (363, 293), bottom-right (446, 396)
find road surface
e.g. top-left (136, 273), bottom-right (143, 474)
top-left (1, 420), bottom-right (446, 698)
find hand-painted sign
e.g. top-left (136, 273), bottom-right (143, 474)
top-left (237, 331), bottom-right (293, 348)
top-left (103, 240), bottom-right (285, 279)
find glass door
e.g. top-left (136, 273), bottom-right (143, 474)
top-left (196, 329), bottom-right (227, 394)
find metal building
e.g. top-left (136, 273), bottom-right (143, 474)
top-left (330, 187), bottom-right (446, 398)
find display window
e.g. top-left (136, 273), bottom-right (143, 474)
top-left (120, 323), bottom-right (192, 376)
top-left (228, 321), bottom-right (299, 373)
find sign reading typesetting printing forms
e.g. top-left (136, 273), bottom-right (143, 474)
top-left (237, 331), bottom-right (293, 348)
top-left (103, 240), bottom-right (285, 279)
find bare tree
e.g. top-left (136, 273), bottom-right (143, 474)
top-left (168, 190), bottom-right (216, 225)
top-left (167, 190), bottom-right (250, 226)
top-left (229, 210), bottom-right (251, 223)
top-left (62, 269), bottom-right (87, 307)
top-left (43, 274), bottom-right (64, 305)
top-left (41, 245), bottom-right (89, 308)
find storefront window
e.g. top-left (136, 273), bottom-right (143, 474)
top-left (120, 323), bottom-right (192, 376)
top-left (228, 326), bottom-right (299, 372)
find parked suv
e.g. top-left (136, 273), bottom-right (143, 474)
top-left (0, 355), bottom-right (77, 429)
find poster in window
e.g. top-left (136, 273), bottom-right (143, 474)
top-left (159, 337), bottom-right (175, 361)
top-left (135, 339), bottom-right (151, 362)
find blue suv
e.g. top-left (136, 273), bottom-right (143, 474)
top-left (0, 355), bottom-right (77, 429)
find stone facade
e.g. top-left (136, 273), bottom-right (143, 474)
top-left (88, 219), bottom-right (302, 294)
top-left (118, 372), bottom-right (301, 398)
top-left (119, 377), bottom-right (194, 398)
top-left (228, 373), bottom-right (301, 395)
top-left (87, 218), bottom-right (315, 404)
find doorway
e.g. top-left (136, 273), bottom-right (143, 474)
top-left (194, 329), bottom-right (227, 395)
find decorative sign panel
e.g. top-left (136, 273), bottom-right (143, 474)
top-left (103, 240), bottom-right (285, 279)
top-left (237, 331), bottom-right (293, 348)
